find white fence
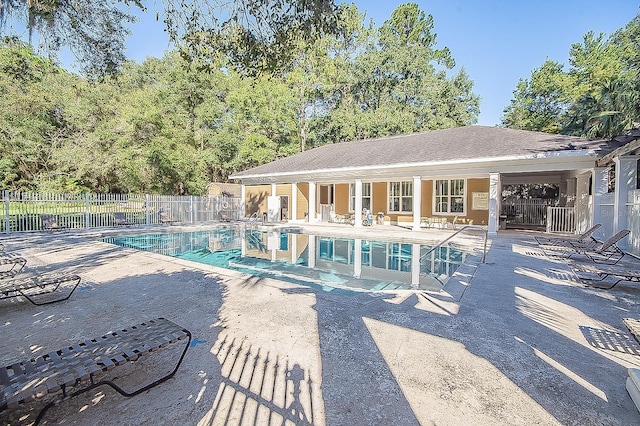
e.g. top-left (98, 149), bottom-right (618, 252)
top-left (546, 207), bottom-right (576, 233)
top-left (0, 191), bottom-right (243, 233)
top-left (501, 198), bottom-right (555, 226)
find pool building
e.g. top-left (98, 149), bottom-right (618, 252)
top-left (230, 125), bottom-right (634, 238)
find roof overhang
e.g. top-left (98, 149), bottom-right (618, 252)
top-left (232, 150), bottom-right (599, 184)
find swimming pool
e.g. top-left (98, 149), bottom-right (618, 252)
top-left (103, 227), bottom-right (468, 292)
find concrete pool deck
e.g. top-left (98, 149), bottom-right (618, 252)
top-left (1, 224), bottom-right (639, 425)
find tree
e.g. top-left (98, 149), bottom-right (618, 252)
top-left (502, 14), bottom-right (640, 139)
top-left (0, 0), bottom-right (339, 77)
top-left (310, 2), bottom-right (479, 145)
top-left (501, 60), bottom-right (570, 133)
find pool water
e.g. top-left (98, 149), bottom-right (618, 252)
top-left (103, 227), bottom-right (467, 292)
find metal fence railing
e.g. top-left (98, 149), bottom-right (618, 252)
top-left (0, 191), bottom-right (243, 233)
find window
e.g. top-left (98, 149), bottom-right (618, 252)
top-left (349, 183), bottom-right (371, 211)
top-left (435, 179), bottom-right (465, 214)
top-left (388, 243), bottom-right (412, 272)
top-left (388, 181), bottom-right (413, 212)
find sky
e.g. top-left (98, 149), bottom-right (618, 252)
top-left (123, 0), bottom-right (639, 127)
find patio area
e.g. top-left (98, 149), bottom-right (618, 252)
top-left (1, 224), bottom-right (639, 425)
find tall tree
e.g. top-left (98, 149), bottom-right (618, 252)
top-left (502, 14), bottom-right (640, 139)
top-left (311, 2), bottom-right (479, 145)
top-left (0, 0), bottom-right (339, 77)
top-left (501, 60), bottom-right (570, 133)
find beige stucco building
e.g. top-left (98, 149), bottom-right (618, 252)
top-left (230, 126), bottom-right (630, 237)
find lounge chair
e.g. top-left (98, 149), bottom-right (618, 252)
top-left (0, 255), bottom-right (27, 279)
top-left (40, 214), bottom-right (68, 232)
top-left (218, 211), bottom-right (232, 222)
top-left (113, 212), bottom-right (134, 227)
top-left (0, 318), bottom-right (191, 424)
top-left (159, 210), bottom-right (178, 225)
top-left (0, 272), bottom-right (81, 305)
top-left (545, 229), bottom-right (629, 265)
top-left (570, 262), bottom-right (640, 289)
top-left (535, 223), bottom-right (602, 246)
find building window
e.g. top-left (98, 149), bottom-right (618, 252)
top-left (388, 181), bottom-right (413, 212)
top-left (349, 183), bottom-right (371, 211)
top-left (388, 243), bottom-right (412, 272)
top-left (435, 179), bottom-right (465, 214)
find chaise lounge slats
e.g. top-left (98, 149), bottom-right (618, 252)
top-left (0, 318), bottom-right (191, 423)
top-left (0, 273), bottom-right (80, 305)
top-left (0, 256), bottom-right (27, 279)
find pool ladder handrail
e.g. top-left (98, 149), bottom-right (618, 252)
top-left (419, 225), bottom-right (488, 265)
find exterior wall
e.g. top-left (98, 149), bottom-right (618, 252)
top-left (335, 184), bottom-right (350, 214)
top-left (245, 177), bottom-right (489, 224)
top-left (296, 183), bottom-right (309, 220)
top-left (245, 184), bottom-right (270, 216)
top-left (422, 180), bottom-right (434, 219)
top-left (275, 184), bottom-right (293, 221)
top-left (466, 178), bottom-right (490, 225)
top-left (372, 182), bottom-right (387, 216)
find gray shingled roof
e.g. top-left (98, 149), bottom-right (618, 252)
top-left (230, 125), bottom-right (618, 179)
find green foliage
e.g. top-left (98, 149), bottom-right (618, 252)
top-left (0, 2), bottom-right (481, 194)
top-left (502, 13), bottom-right (640, 139)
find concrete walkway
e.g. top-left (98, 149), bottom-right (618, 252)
top-left (0, 225), bottom-right (639, 425)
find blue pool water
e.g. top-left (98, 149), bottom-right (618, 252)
top-left (103, 227), bottom-right (467, 292)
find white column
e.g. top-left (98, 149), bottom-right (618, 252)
top-left (308, 235), bottom-right (316, 268)
top-left (411, 243), bottom-right (421, 287)
top-left (291, 182), bottom-right (298, 222)
top-left (291, 234), bottom-right (297, 264)
top-left (353, 239), bottom-right (362, 278)
top-left (241, 184), bottom-right (246, 217)
top-left (354, 179), bottom-right (363, 228)
top-left (412, 176), bottom-right (422, 231)
top-left (614, 156), bottom-right (638, 249)
top-left (565, 178), bottom-right (577, 207)
top-left (592, 167), bottom-right (609, 236)
top-left (488, 173), bottom-right (501, 235)
top-left (308, 181), bottom-right (316, 223)
top-left (271, 183), bottom-right (277, 196)
top-left (575, 173), bottom-right (592, 234)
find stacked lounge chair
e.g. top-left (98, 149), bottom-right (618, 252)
top-left (540, 229), bottom-right (630, 265)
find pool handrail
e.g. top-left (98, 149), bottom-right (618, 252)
top-left (419, 225), bottom-right (488, 265)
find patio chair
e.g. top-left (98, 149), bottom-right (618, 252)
top-left (547, 229), bottom-right (629, 265)
top-left (0, 272), bottom-right (81, 305)
top-left (0, 318), bottom-right (191, 424)
top-left (40, 214), bottom-right (68, 232)
top-left (159, 210), bottom-right (178, 225)
top-left (535, 223), bottom-right (602, 246)
top-left (218, 211), bottom-right (232, 222)
top-left (0, 255), bottom-right (27, 279)
top-left (570, 262), bottom-right (640, 289)
top-left (113, 212), bottom-right (134, 227)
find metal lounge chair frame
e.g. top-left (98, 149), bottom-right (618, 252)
top-left (543, 229), bottom-right (629, 265)
top-left (159, 210), bottom-right (178, 225)
top-left (40, 214), bottom-right (68, 232)
top-left (535, 223), bottom-right (602, 246)
top-left (0, 273), bottom-right (81, 305)
top-left (113, 212), bottom-right (135, 227)
top-left (0, 318), bottom-right (191, 425)
top-left (218, 211), bottom-right (232, 222)
top-left (0, 256), bottom-right (27, 279)
top-left (570, 262), bottom-right (640, 289)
